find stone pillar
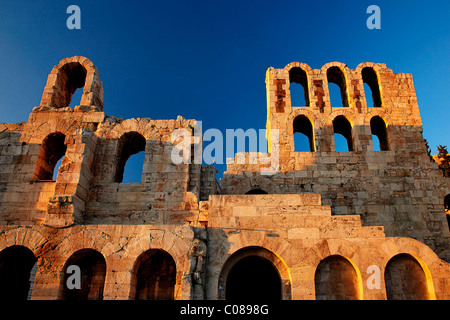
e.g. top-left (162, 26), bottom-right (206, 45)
top-left (45, 129), bottom-right (97, 227)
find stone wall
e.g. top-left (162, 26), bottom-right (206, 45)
top-left (220, 61), bottom-right (450, 261)
top-left (0, 57), bottom-right (448, 300)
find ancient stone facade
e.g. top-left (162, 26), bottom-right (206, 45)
top-left (0, 57), bottom-right (449, 300)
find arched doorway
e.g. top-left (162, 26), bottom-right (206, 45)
top-left (0, 245), bottom-right (37, 300)
top-left (130, 249), bottom-right (176, 300)
top-left (59, 249), bottom-right (106, 300)
top-left (314, 255), bottom-right (361, 300)
top-left (219, 246), bottom-right (291, 300)
top-left (384, 254), bottom-right (430, 300)
top-left (226, 256), bottom-right (281, 300)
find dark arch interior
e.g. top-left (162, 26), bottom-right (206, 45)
top-left (59, 249), bottom-right (106, 300)
top-left (32, 132), bottom-right (67, 181)
top-left (245, 189), bottom-right (268, 194)
top-left (384, 254), bottom-right (429, 300)
top-left (0, 245), bottom-right (37, 300)
top-left (133, 250), bottom-right (176, 300)
top-left (115, 131), bottom-right (146, 183)
top-left (314, 255), bottom-right (359, 300)
top-left (225, 256), bottom-right (281, 301)
top-left (58, 62), bottom-right (87, 107)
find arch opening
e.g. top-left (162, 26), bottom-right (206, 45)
top-left (130, 249), bottom-right (176, 300)
top-left (114, 131), bottom-right (146, 183)
top-left (289, 67), bottom-right (310, 107)
top-left (58, 249), bottom-right (106, 300)
top-left (314, 255), bottom-right (360, 300)
top-left (56, 62), bottom-right (87, 108)
top-left (384, 253), bottom-right (430, 300)
top-left (362, 67), bottom-right (382, 108)
top-left (219, 246), bottom-right (291, 300)
top-left (226, 256), bottom-right (281, 300)
top-left (293, 115), bottom-right (314, 152)
top-left (0, 245), bottom-right (37, 300)
top-left (333, 116), bottom-right (353, 152)
top-left (370, 116), bottom-right (389, 151)
top-left (327, 67), bottom-right (349, 108)
top-left (32, 132), bottom-right (67, 181)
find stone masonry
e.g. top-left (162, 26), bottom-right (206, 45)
top-left (0, 56), bottom-right (448, 300)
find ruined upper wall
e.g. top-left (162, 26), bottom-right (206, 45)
top-left (0, 56), bottom-right (212, 227)
top-left (265, 62), bottom-right (422, 157)
top-left (221, 62), bottom-right (450, 260)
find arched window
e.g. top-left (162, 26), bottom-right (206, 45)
top-left (314, 255), bottom-right (360, 300)
top-left (327, 67), bottom-right (349, 108)
top-left (115, 132), bottom-right (146, 183)
top-left (333, 116), bottom-right (354, 151)
top-left (130, 249), bottom-right (177, 300)
top-left (293, 115), bottom-right (314, 152)
top-left (32, 132), bottom-right (67, 181)
top-left (384, 254), bottom-right (429, 300)
top-left (289, 67), bottom-right (310, 106)
top-left (55, 62), bottom-right (87, 108)
top-left (245, 189), bottom-right (268, 194)
top-left (58, 249), bottom-right (106, 300)
top-left (370, 116), bottom-right (389, 151)
top-left (0, 245), bottom-right (37, 300)
top-left (362, 67), bottom-right (382, 108)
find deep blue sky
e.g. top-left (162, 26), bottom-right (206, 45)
top-left (0, 1), bottom-right (449, 181)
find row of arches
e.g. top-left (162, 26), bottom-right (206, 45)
top-left (290, 66), bottom-right (382, 109)
top-left (0, 245), bottom-right (176, 300)
top-left (294, 114), bottom-right (389, 152)
top-left (222, 247), bottom-right (433, 300)
top-left (32, 131), bottom-right (146, 183)
top-left (0, 245), bottom-right (434, 300)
